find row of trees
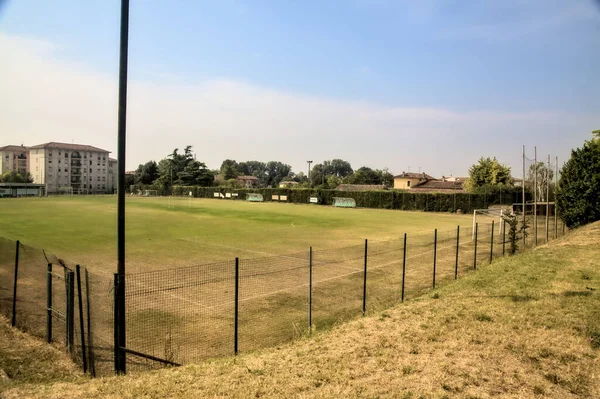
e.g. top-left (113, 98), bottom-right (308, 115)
top-left (129, 150), bottom-right (397, 191)
top-left (465, 156), bottom-right (555, 201)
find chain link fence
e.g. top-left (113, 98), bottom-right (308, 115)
top-left (0, 216), bottom-right (567, 376)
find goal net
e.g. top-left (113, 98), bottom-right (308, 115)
top-left (333, 197), bottom-right (356, 208)
top-left (143, 190), bottom-right (158, 197)
top-left (472, 208), bottom-right (508, 238)
top-left (246, 193), bottom-right (264, 202)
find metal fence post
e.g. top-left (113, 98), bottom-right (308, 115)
top-left (401, 234), bottom-right (407, 302)
top-left (234, 258), bottom-right (239, 355)
top-left (473, 223), bottom-right (478, 270)
top-left (11, 240), bottom-right (20, 327)
top-left (455, 226), bottom-right (460, 279)
top-left (47, 263), bottom-right (52, 343)
top-left (76, 265), bottom-right (88, 373)
top-left (308, 247), bottom-right (313, 332)
top-left (66, 270), bottom-right (75, 354)
top-left (85, 268), bottom-right (96, 377)
top-left (502, 220), bottom-right (506, 256)
top-left (362, 239), bottom-right (368, 316)
top-left (432, 229), bottom-right (437, 289)
top-left (490, 221), bottom-right (495, 263)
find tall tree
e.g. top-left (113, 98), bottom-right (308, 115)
top-left (465, 157), bottom-right (512, 192)
top-left (134, 161), bottom-right (159, 185)
top-left (528, 161), bottom-right (554, 202)
top-left (220, 159), bottom-right (240, 180)
top-left (557, 131), bottom-right (600, 228)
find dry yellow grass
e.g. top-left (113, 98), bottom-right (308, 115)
top-left (3, 222), bottom-right (599, 399)
top-left (0, 315), bottom-right (81, 395)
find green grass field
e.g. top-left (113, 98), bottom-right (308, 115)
top-left (0, 196), bottom-right (473, 273)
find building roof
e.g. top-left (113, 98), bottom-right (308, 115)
top-left (108, 157), bottom-right (118, 163)
top-left (237, 175), bottom-right (258, 181)
top-left (336, 184), bottom-right (386, 191)
top-left (29, 142), bottom-right (110, 153)
top-left (393, 172), bottom-right (435, 180)
top-left (0, 145), bottom-right (29, 152)
top-left (411, 180), bottom-right (464, 192)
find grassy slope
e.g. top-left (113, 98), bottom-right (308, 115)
top-left (4, 223), bottom-right (599, 398)
top-left (0, 196), bottom-right (472, 273)
top-left (0, 315), bottom-right (81, 394)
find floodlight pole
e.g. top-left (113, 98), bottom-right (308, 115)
top-left (115, 0), bottom-right (130, 375)
top-left (522, 145), bottom-right (526, 249)
top-left (307, 161), bottom-right (313, 188)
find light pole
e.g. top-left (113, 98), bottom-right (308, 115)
top-left (307, 160), bottom-right (313, 188)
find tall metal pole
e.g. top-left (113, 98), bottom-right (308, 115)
top-left (533, 146), bottom-right (538, 246)
top-left (545, 155), bottom-right (550, 243)
top-left (554, 156), bottom-right (558, 239)
top-left (116, 0), bottom-right (130, 375)
top-left (307, 161), bottom-right (313, 189)
top-left (522, 145), bottom-right (526, 249)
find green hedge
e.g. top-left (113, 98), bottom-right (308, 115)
top-left (170, 186), bottom-right (523, 213)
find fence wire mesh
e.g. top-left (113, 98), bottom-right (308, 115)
top-left (0, 217), bottom-right (569, 376)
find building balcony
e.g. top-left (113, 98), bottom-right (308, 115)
top-left (71, 169), bottom-right (82, 176)
top-left (71, 161), bottom-right (82, 167)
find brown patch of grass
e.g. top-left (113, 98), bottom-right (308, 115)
top-left (4, 222), bottom-right (600, 398)
top-left (0, 315), bottom-right (81, 393)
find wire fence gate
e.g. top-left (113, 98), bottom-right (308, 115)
top-left (0, 218), bottom-right (567, 376)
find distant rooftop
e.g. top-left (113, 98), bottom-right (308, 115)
top-left (0, 145), bottom-right (29, 152)
top-left (394, 172), bottom-right (435, 180)
top-left (29, 142), bottom-right (110, 153)
top-left (336, 184), bottom-right (386, 191)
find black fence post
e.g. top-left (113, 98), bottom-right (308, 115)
top-left (66, 270), bottom-right (75, 354)
top-left (308, 247), bottom-right (313, 332)
top-left (11, 240), bottom-right (20, 327)
top-left (113, 273), bottom-right (122, 374)
top-left (490, 221), bottom-right (495, 263)
top-left (473, 223), bottom-right (478, 270)
top-left (76, 265), bottom-right (88, 373)
top-left (234, 258), bottom-right (239, 355)
top-left (47, 263), bottom-right (52, 343)
top-left (502, 220), bottom-right (506, 256)
top-left (432, 229), bottom-right (437, 289)
top-left (455, 226), bottom-right (460, 280)
top-left (401, 233), bottom-right (407, 302)
top-left (362, 239), bottom-right (368, 316)
top-left (85, 268), bottom-right (96, 377)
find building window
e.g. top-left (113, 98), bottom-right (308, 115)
top-left (48, 152), bottom-right (52, 156)
top-left (89, 168), bottom-right (92, 173)
top-left (90, 160), bottom-right (92, 165)
top-left (65, 153), bottom-right (68, 158)
top-left (58, 151), bottom-right (61, 155)
top-left (49, 160), bottom-right (52, 164)
top-left (407, 181), bottom-right (410, 187)
top-left (97, 177), bottom-right (100, 181)
top-left (58, 160), bottom-right (61, 164)
top-left (58, 168), bottom-right (61, 172)
top-left (65, 168), bottom-right (68, 173)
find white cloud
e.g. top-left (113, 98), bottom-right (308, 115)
top-left (0, 32), bottom-right (594, 177)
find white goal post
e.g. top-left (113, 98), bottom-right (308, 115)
top-left (143, 190), bottom-right (158, 197)
top-left (472, 208), bottom-right (510, 238)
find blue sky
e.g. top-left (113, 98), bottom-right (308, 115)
top-left (1, 0), bottom-right (598, 176)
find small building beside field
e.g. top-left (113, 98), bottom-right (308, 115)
top-left (236, 175), bottom-right (259, 188)
top-left (393, 172), bottom-right (434, 190)
top-left (0, 183), bottom-right (45, 197)
top-left (410, 180), bottom-right (465, 193)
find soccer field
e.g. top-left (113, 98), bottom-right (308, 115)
top-left (0, 196), bottom-right (473, 274)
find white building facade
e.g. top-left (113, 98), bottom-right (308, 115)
top-left (28, 142), bottom-right (114, 194)
top-left (0, 145), bottom-right (29, 175)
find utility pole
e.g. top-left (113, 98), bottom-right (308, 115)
top-left (546, 154), bottom-right (550, 242)
top-left (307, 161), bottom-right (313, 188)
top-left (115, 0), bottom-right (130, 375)
top-left (534, 146), bottom-right (537, 246)
top-left (522, 145), bottom-right (526, 249)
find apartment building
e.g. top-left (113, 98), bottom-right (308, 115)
top-left (0, 145), bottom-right (29, 175)
top-left (28, 142), bottom-right (114, 194)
